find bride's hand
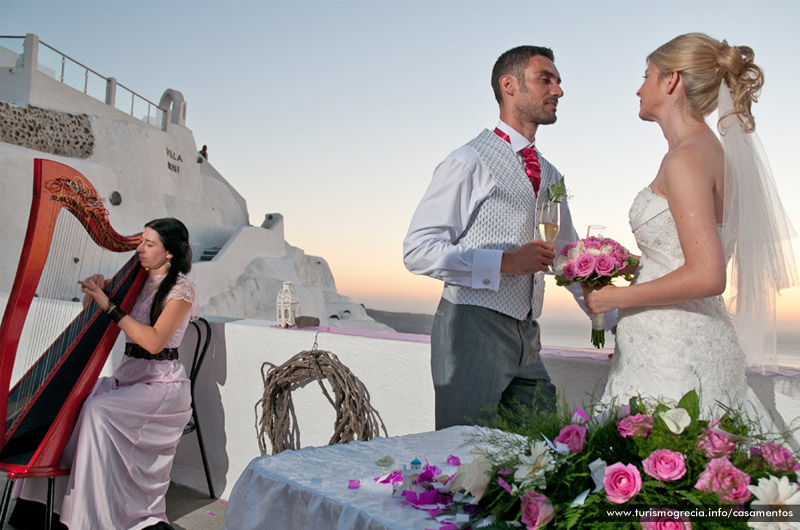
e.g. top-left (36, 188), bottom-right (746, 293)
top-left (582, 284), bottom-right (619, 314)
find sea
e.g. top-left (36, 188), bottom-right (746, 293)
top-left (365, 308), bottom-right (800, 369)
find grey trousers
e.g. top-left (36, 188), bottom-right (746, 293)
top-left (431, 298), bottom-right (556, 429)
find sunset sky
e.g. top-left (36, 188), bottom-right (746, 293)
top-left (2, 1), bottom-right (798, 339)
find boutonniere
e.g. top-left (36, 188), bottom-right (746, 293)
top-left (546, 176), bottom-right (568, 204)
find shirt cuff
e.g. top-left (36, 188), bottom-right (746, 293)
top-left (471, 249), bottom-right (503, 290)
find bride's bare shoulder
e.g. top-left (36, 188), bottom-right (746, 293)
top-left (663, 136), bottom-right (722, 186)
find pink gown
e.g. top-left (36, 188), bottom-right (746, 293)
top-left (15, 273), bottom-right (200, 530)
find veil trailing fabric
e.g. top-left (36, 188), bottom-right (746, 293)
top-left (718, 82), bottom-right (799, 374)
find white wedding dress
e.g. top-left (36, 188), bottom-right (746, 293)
top-left (602, 186), bottom-right (760, 416)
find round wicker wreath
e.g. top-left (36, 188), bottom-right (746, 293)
top-left (255, 348), bottom-right (387, 455)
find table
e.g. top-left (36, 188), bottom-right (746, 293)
top-left (222, 426), bottom-right (478, 530)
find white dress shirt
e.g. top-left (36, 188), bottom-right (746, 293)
top-left (404, 120), bottom-right (616, 328)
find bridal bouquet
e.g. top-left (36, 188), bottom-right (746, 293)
top-left (554, 236), bottom-right (638, 348)
top-left (435, 391), bottom-right (800, 530)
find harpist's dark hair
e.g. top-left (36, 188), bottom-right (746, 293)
top-left (145, 218), bottom-right (192, 325)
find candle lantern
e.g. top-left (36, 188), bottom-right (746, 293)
top-left (276, 281), bottom-right (300, 328)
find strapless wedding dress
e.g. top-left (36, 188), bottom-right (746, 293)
top-left (602, 187), bottom-right (759, 416)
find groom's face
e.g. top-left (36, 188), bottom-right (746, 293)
top-left (516, 55), bottom-right (563, 126)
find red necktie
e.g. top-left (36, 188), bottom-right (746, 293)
top-left (494, 127), bottom-right (541, 196)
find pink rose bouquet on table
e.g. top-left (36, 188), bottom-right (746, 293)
top-left (433, 390), bottom-right (800, 529)
top-left (554, 236), bottom-right (638, 347)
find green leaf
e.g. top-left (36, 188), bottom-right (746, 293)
top-left (677, 490), bottom-right (704, 506)
top-left (677, 390), bottom-right (700, 421)
top-left (547, 176), bottom-right (568, 203)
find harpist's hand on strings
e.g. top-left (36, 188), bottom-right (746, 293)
top-left (78, 274), bottom-right (110, 310)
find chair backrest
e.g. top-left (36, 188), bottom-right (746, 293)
top-left (187, 317), bottom-right (212, 395)
top-left (182, 316), bottom-right (216, 498)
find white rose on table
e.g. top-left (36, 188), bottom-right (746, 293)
top-left (448, 455), bottom-right (493, 504)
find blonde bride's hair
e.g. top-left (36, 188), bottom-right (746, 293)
top-left (647, 32), bottom-right (763, 133)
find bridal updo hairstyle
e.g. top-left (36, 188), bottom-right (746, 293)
top-left (647, 32), bottom-right (763, 133)
top-left (144, 218), bottom-right (192, 325)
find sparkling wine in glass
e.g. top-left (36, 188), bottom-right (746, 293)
top-left (538, 202), bottom-right (561, 243)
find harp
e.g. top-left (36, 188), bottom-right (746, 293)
top-left (0, 159), bottom-right (147, 481)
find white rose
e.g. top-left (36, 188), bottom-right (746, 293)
top-left (448, 455), bottom-right (493, 504)
top-left (567, 246), bottom-right (581, 260)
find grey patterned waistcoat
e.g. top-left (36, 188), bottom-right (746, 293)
top-left (443, 128), bottom-right (554, 320)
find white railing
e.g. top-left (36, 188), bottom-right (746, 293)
top-left (0, 35), bottom-right (166, 130)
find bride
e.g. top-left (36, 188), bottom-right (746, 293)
top-left (583, 33), bottom-right (797, 416)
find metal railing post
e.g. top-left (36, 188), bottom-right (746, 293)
top-left (105, 77), bottom-right (117, 107)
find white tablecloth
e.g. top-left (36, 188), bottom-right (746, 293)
top-left (222, 426), bottom-right (478, 530)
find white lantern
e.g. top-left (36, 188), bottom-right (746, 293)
top-left (276, 281), bottom-right (300, 328)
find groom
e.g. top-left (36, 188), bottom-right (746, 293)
top-left (404, 45), bottom-right (594, 429)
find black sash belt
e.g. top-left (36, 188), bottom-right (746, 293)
top-left (124, 343), bottom-right (179, 361)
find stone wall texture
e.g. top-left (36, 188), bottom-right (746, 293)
top-left (0, 102), bottom-right (94, 158)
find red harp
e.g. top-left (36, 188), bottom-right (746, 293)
top-left (0, 159), bottom-right (147, 479)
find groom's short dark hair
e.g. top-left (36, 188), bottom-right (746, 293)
top-left (491, 46), bottom-right (555, 104)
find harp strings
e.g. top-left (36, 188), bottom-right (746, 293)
top-left (10, 211), bottom-right (132, 422)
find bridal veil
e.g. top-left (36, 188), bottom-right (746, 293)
top-left (718, 81), bottom-right (799, 373)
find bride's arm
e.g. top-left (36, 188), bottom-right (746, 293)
top-left (584, 144), bottom-right (726, 313)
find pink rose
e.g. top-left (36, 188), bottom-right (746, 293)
top-left (520, 490), bottom-right (554, 530)
top-left (594, 253), bottom-right (617, 276)
top-left (694, 457), bottom-right (751, 504)
top-left (575, 253), bottom-right (597, 277)
top-left (604, 462), bottom-right (642, 503)
top-left (758, 442), bottom-right (800, 472)
top-left (642, 449), bottom-right (686, 481)
top-left (616, 413), bottom-right (653, 439)
top-left (612, 245), bottom-right (629, 267)
top-left (583, 236), bottom-right (604, 250)
top-left (554, 424), bottom-right (587, 454)
top-left (695, 420), bottom-right (735, 458)
top-left (560, 241), bottom-right (578, 256)
top-left (562, 260), bottom-right (578, 281)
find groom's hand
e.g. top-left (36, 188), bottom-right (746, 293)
top-left (500, 240), bottom-right (555, 275)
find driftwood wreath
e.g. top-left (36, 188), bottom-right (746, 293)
top-left (255, 345), bottom-right (388, 455)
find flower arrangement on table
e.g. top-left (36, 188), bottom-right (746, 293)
top-left (404, 391), bottom-right (799, 530)
top-left (554, 236), bottom-right (638, 348)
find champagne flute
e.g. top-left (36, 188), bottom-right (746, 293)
top-left (538, 201), bottom-right (560, 274)
top-left (538, 202), bottom-right (561, 243)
